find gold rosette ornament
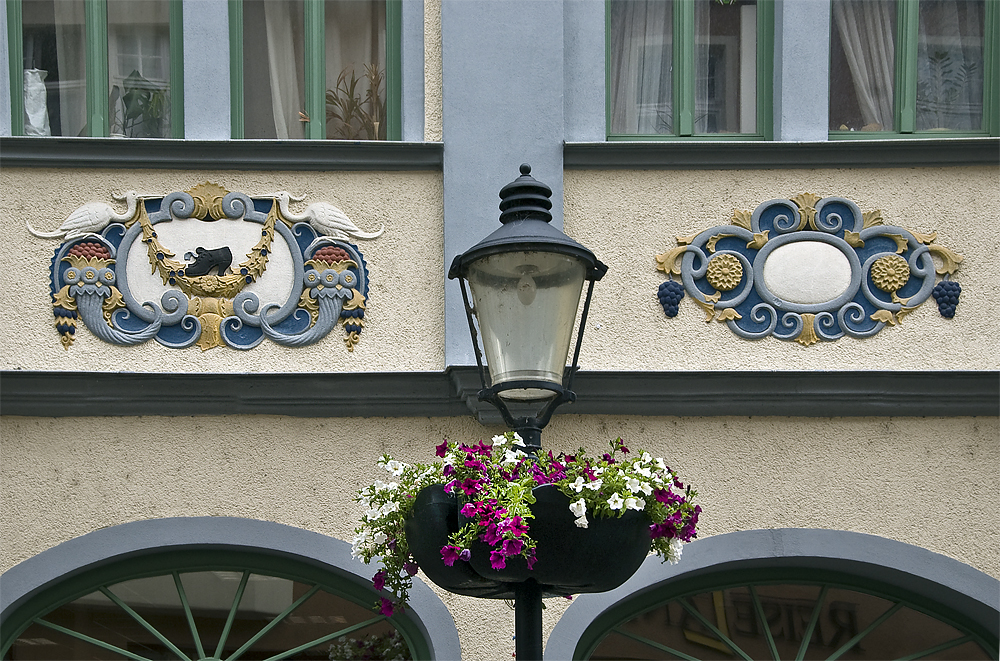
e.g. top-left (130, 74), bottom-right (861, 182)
top-left (871, 254), bottom-right (910, 301)
top-left (706, 253), bottom-right (743, 291)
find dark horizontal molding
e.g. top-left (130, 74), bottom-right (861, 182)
top-left (2, 369), bottom-right (996, 419)
top-left (0, 137), bottom-right (444, 171)
top-left (564, 138), bottom-right (1000, 170)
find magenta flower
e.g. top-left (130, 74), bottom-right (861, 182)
top-left (459, 548), bottom-right (471, 562)
top-left (379, 597), bottom-right (395, 617)
top-left (490, 550), bottom-right (507, 570)
top-left (502, 538), bottom-right (524, 556)
top-left (372, 570), bottom-right (386, 591)
top-left (440, 545), bottom-right (462, 566)
top-left (435, 440), bottom-right (449, 457)
top-left (404, 561), bottom-right (419, 576)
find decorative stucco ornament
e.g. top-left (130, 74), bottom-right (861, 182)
top-left (35, 183), bottom-right (382, 351)
top-left (655, 194), bottom-right (963, 346)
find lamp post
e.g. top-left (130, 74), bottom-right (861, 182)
top-left (448, 164), bottom-right (607, 659)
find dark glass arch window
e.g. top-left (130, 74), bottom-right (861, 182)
top-left (580, 574), bottom-right (998, 660)
top-left (1, 550), bottom-right (426, 661)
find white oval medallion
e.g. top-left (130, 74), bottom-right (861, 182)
top-left (763, 241), bottom-right (852, 304)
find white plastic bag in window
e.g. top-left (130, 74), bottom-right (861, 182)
top-left (23, 68), bottom-right (52, 136)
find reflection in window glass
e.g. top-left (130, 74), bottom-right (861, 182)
top-left (107, 0), bottom-right (172, 138)
top-left (694, 0), bottom-right (757, 134)
top-left (916, 0), bottom-right (984, 131)
top-left (19, 0), bottom-right (88, 137)
top-left (3, 571), bottom-right (412, 661)
top-left (588, 583), bottom-right (993, 660)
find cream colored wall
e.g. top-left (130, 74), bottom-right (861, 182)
top-left (3, 413), bottom-right (996, 658)
top-left (424, 0), bottom-right (443, 142)
top-left (565, 166), bottom-right (1000, 371)
top-left (0, 168), bottom-right (444, 373)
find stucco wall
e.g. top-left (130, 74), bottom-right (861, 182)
top-left (0, 168), bottom-right (444, 373)
top-left (3, 413), bottom-right (996, 657)
top-left (565, 166), bottom-right (1000, 371)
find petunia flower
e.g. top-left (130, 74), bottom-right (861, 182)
top-left (379, 597), bottom-right (395, 617)
top-left (490, 551), bottom-right (507, 570)
top-left (492, 434), bottom-right (507, 447)
top-left (569, 498), bottom-right (587, 518)
top-left (574, 515), bottom-right (589, 528)
top-left (440, 545), bottom-right (462, 566)
top-left (608, 493), bottom-right (624, 510)
top-left (373, 570), bottom-right (386, 591)
top-left (435, 440), bottom-right (449, 457)
top-left (569, 476), bottom-right (586, 493)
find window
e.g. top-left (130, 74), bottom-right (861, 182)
top-left (9, 0), bottom-right (183, 137)
top-left (607, 0), bottom-right (773, 139)
top-left (229, 0), bottom-right (401, 140)
top-left (830, 0), bottom-right (998, 136)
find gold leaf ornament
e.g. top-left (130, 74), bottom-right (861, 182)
top-left (927, 244), bottom-right (963, 275)
top-left (655, 246), bottom-right (688, 276)
top-left (795, 314), bottom-right (819, 346)
top-left (862, 210), bottom-right (884, 229)
top-left (730, 209), bottom-right (752, 230)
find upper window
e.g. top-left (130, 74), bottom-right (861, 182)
top-left (830, 0), bottom-right (997, 136)
top-left (608, 0), bottom-right (772, 139)
top-left (11, 0), bottom-right (183, 138)
top-left (230, 0), bottom-right (401, 140)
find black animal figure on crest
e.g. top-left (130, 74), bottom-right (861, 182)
top-left (183, 246), bottom-right (233, 277)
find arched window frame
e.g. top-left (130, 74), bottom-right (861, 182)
top-left (546, 528), bottom-right (1000, 660)
top-left (1, 517), bottom-right (461, 659)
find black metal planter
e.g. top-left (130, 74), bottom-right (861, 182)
top-left (404, 483), bottom-right (651, 600)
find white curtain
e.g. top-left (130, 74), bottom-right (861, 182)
top-left (608, 0), bottom-right (672, 134)
top-left (325, 0), bottom-right (384, 139)
top-left (832, 0), bottom-right (896, 130)
top-left (263, 0), bottom-right (305, 139)
top-left (53, 0), bottom-right (87, 136)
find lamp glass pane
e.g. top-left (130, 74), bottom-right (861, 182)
top-left (467, 251), bottom-right (586, 400)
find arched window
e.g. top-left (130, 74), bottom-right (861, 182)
top-left (1, 518), bottom-right (459, 660)
top-left (547, 529), bottom-right (999, 660)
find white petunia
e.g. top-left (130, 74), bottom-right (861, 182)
top-left (655, 458), bottom-right (667, 471)
top-left (584, 478), bottom-right (603, 491)
top-left (668, 537), bottom-right (683, 564)
top-left (385, 460), bottom-right (406, 476)
top-left (626, 477), bottom-right (641, 493)
top-left (492, 434), bottom-right (507, 447)
top-left (593, 466), bottom-right (605, 476)
top-left (624, 497), bottom-right (639, 510)
top-left (569, 498), bottom-right (587, 518)
top-left (512, 432), bottom-right (526, 447)
top-left (503, 448), bottom-right (526, 465)
top-left (569, 476), bottom-right (586, 493)
top-left (380, 501), bottom-right (400, 516)
top-left (574, 515), bottom-right (589, 529)
top-left (373, 531), bottom-right (387, 545)
top-left (608, 493), bottom-right (624, 510)
top-left (641, 451), bottom-right (653, 463)
top-left (639, 481), bottom-right (653, 496)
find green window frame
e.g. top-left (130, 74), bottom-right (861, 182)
top-left (6, 0), bottom-right (184, 138)
top-left (227, 0), bottom-right (401, 141)
top-left (830, 0), bottom-right (1000, 139)
top-left (606, 0), bottom-right (775, 141)
top-left (573, 568), bottom-right (999, 660)
top-left (1, 548), bottom-right (431, 660)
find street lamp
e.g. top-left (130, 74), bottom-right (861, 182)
top-left (447, 164), bottom-right (607, 659)
top-left (448, 164), bottom-right (607, 455)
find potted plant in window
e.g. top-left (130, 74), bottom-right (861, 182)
top-left (352, 432), bottom-right (700, 615)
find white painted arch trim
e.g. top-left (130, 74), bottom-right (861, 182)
top-left (0, 516), bottom-right (461, 660)
top-left (545, 528), bottom-right (1000, 659)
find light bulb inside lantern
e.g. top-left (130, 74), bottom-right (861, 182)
top-left (516, 267), bottom-right (538, 306)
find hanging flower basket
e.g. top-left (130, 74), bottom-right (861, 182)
top-left (352, 434), bottom-right (700, 615)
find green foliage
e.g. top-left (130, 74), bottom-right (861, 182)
top-left (326, 64), bottom-right (386, 140)
top-left (110, 69), bottom-right (167, 138)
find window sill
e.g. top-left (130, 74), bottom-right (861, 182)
top-left (0, 137), bottom-right (444, 171)
top-left (564, 137), bottom-right (1000, 169)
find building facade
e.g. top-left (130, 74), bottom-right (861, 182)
top-left (2, 0), bottom-right (998, 659)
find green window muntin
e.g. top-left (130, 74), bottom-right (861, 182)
top-left (829, 0), bottom-right (999, 139)
top-left (228, 0), bottom-right (402, 141)
top-left (6, 0), bottom-right (184, 138)
top-left (606, 0), bottom-right (775, 141)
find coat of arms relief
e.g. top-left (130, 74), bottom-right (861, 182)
top-left (29, 183), bottom-right (383, 351)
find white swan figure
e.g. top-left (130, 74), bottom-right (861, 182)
top-left (28, 191), bottom-right (142, 240)
top-left (271, 192), bottom-right (385, 241)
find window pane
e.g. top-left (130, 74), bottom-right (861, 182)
top-left (325, 0), bottom-right (387, 140)
top-left (830, 0), bottom-right (896, 131)
top-left (608, 0), bottom-right (674, 135)
top-left (243, 0), bottom-right (306, 139)
top-left (107, 0), bottom-right (171, 138)
top-left (20, 0), bottom-right (88, 137)
top-left (916, 0), bottom-right (984, 131)
top-left (694, 0), bottom-right (756, 134)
